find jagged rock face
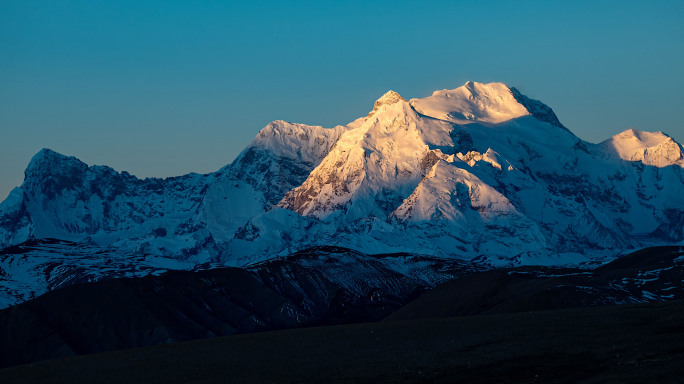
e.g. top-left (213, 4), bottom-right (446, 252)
top-left (1, 81), bottom-right (684, 306)
top-left (509, 87), bottom-right (567, 130)
top-left (368, 90), bottom-right (406, 117)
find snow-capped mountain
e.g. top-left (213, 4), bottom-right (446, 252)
top-left (1, 81), bottom-right (683, 307)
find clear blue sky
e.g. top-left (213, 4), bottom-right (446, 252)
top-left (1, 0), bottom-right (683, 200)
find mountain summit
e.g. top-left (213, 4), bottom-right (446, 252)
top-left (1, 81), bottom-right (683, 307)
top-left (411, 82), bottom-right (530, 123)
top-left (369, 90), bottom-right (406, 117)
top-left (602, 129), bottom-right (684, 167)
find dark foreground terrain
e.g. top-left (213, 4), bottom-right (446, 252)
top-left (1, 246), bottom-right (684, 372)
top-left (2, 299), bottom-right (684, 384)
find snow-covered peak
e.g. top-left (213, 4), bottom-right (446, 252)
top-left (22, 149), bottom-right (89, 194)
top-left (249, 120), bottom-right (346, 165)
top-left (410, 81), bottom-right (530, 124)
top-left (602, 128), bottom-right (684, 167)
top-left (25, 148), bottom-right (86, 176)
top-left (408, 81), bottom-right (566, 132)
top-left (368, 90), bottom-right (406, 117)
top-left (612, 129), bottom-right (673, 148)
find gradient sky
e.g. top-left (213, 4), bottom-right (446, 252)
top-left (1, 0), bottom-right (683, 200)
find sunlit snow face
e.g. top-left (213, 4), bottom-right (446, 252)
top-left (410, 82), bottom-right (531, 125)
top-left (602, 129), bottom-right (684, 168)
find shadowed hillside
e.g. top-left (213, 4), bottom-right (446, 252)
top-left (2, 300), bottom-right (684, 384)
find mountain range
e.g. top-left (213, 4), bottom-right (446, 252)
top-left (1, 81), bottom-right (683, 309)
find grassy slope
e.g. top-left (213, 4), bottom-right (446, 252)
top-left (2, 300), bottom-right (684, 384)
